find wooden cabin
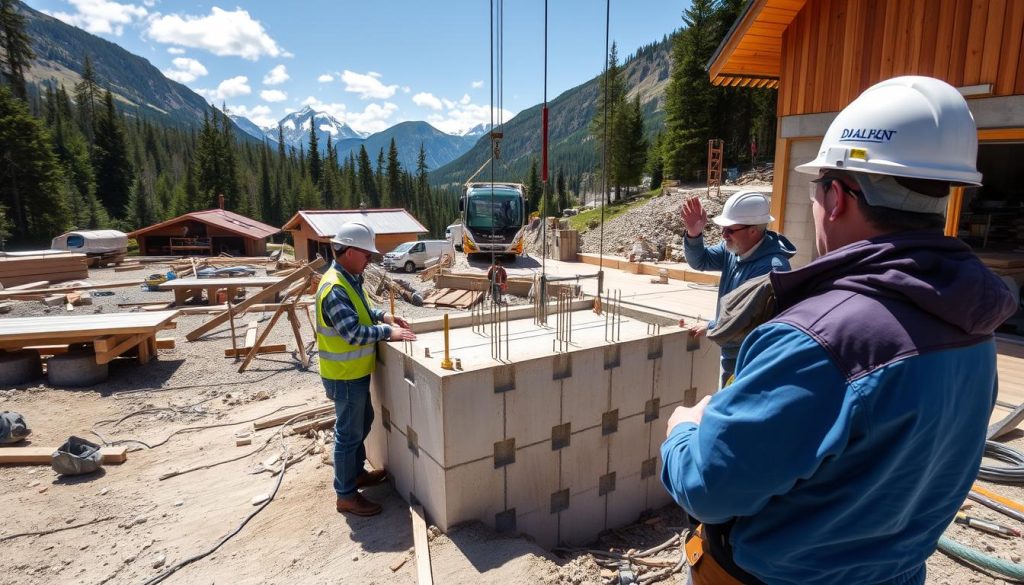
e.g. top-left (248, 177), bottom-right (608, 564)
top-left (282, 209), bottom-right (429, 262)
top-left (709, 0), bottom-right (1024, 404)
top-left (128, 209), bottom-right (280, 257)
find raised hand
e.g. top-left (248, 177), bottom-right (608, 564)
top-left (681, 197), bottom-right (708, 238)
top-left (388, 326), bottom-right (417, 342)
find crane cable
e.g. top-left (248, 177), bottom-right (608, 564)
top-left (541, 0), bottom-right (548, 285)
top-left (488, 0), bottom-right (505, 268)
top-left (598, 0), bottom-right (610, 290)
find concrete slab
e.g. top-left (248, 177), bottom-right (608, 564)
top-left (561, 347), bottom-right (609, 432)
top-left (507, 441), bottom-right (560, 519)
top-left (444, 458), bottom-right (505, 530)
top-left (506, 356), bottom-right (561, 447)
top-left (442, 368), bottom-right (503, 466)
top-left (612, 339), bottom-right (655, 418)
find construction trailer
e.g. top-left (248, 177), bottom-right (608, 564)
top-left (128, 208), bottom-right (279, 257)
top-left (282, 209), bottom-right (428, 262)
top-left (50, 230), bottom-right (128, 267)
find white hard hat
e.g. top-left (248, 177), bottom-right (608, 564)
top-left (330, 221), bottom-right (379, 254)
top-left (712, 190), bottom-right (774, 227)
top-left (795, 76), bottom-right (981, 186)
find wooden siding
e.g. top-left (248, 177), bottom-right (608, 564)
top-left (778, 0), bottom-right (1024, 116)
top-left (287, 221), bottom-right (419, 262)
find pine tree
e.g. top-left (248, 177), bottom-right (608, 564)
top-left (556, 168), bottom-right (568, 214)
top-left (0, 0), bottom-right (34, 100)
top-left (590, 42), bottom-right (627, 201)
top-left (526, 158), bottom-right (542, 214)
top-left (386, 138), bottom-right (403, 210)
top-left (647, 132), bottom-right (665, 190)
top-left (308, 119), bottom-right (321, 185)
top-left (92, 90), bottom-right (134, 217)
top-left (375, 147), bottom-right (386, 206)
top-left (74, 55), bottom-right (100, 141)
top-left (218, 109), bottom-right (240, 209)
top-left (620, 95), bottom-right (647, 194)
top-left (0, 85), bottom-right (71, 241)
top-left (259, 145), bottom-right (274, 223)
top-left (415, 143), bottom-right (429, 223)
top-left (0, 200), bottom-right (11, 248)
top-left (663, 0), bottom-right (719, 180)
top-left (357, 145), bottom-right (378, 207)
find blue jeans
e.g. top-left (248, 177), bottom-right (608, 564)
top-left (323, 375), bottom-right (373, 497)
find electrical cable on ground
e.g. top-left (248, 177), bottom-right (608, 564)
top-left (0, 516), bottom-right (116, 542)
top-left (139, 412), bottom-right (312, 585)
top-left (978, 441), bottom-right (1024, 483)
top-left (937, 534), bottom-right (1024, 580)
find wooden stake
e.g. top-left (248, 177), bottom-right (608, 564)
top-left (227, 301), bottom-right (239, 360)
top-left (411, 504), bottom-right (434, 585)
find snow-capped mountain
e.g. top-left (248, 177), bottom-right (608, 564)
top-left (228, 114), bottom-right (275, 143)
top-left (267, 106), bottom-right (367, 151)
top-left (459, 122), bottom-right (492, 138)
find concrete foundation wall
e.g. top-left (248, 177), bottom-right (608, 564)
top-left (368, 319), bottom-right (721, 548)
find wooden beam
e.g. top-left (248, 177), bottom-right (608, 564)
top-left (287, 415), bottom-right (335, 435)
top-left (185, 259), bottom-right (322, 341)
top-left (0, 446), bottom-right (127, 465)
top-left (223, 344), bottom-right (286, 358)
top-left (95, 333), bottom-right (147, 365)
top-left (411, 504), bottom-right (434, 585)
top-left (156, 337), bottom-right (175, 350)
top-left (253, 404), bottom-right (334, 430)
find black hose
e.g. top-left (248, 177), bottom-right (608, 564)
top-left (978, 441), bottom-right (1024, 484)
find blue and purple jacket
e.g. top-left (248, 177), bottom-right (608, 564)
top-left (662, 231), bottom-right (1017, 585)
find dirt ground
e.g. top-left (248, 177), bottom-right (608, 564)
top-left (2, 262), bottom-right (1024, 585)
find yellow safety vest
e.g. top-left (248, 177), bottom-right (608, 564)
top-left (316, 266), bottom-right (378, 380)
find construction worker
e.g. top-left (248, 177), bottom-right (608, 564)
top-left (661, 76), bottom-right (1017, 584)
top-left (680, 190), bottom-right (796, 385)
top-left (317, 221), bottom-right (416, 517)
top-left (486, 258), bottom-right (508, 304)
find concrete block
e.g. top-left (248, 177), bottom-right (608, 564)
top-left (611, 339), bottom-right (654, 418)
top-left (506, 356), bottom-right (560, 447)
top-left (654, 331), bottom-right (693, 404)
top-left (648, 401), bottom-right (679, 462)
top-left (562, 426), bottom-right (607, 496)
top-left (414, 452), bottom-right (448, 530)
top-left (386, 425), bottom-right (415, 504)
top-left (607, 472), bottom-right (647, 529)
top-left (444, 458), bottom-right (505, 530)
top-left (609, 413), bottom-right (651, 479)
top-left (647, 402), bottom-right (679, 510)
top-left (379, 345), bottom-right (411, 436)
top-left (559, 487), bottom-right (605, 547)
top-left (408, 367), bottom-right (444, 464)
top-left (365, 398), bottom-right (389, 471)
top-left (691, 340), bottom-right (721, 398)
top-left (507, 441), bottom-right (560, 518)
top-left (446, 374), bottom-right (507, 461)
top-left (561, 347), bottom-right (609, 431)
top-left (517, 506), bottom-right (559, 549)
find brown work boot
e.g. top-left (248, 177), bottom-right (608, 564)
top-left (336, 493), bottom-right (382, 516)
top-left (356, 469), bottom-right (388, 488)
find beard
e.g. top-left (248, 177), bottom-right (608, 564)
top-left (724, 240), bottom-right (740, 255)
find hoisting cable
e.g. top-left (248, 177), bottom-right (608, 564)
top-left (540, 0), bottom-right (549, 301)
top-left (597, 0), bottom-right (610, 294)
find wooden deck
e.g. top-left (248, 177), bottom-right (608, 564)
top-left (0, 311), bottom-right (180, 364)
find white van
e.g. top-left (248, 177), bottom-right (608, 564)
top-left (383, 240), bottom-right (455, 273)
top-left (445, 223), bottom-right (464, 251)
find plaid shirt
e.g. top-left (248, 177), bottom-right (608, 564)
top-left (321, 261), bottom-right (391, 346)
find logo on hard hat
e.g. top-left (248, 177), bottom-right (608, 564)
top-left (839, 128), bottom-right (898, 143)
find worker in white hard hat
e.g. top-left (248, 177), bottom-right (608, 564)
top-left (662, 77), bottom-right (1017, 585)
top-left (680, 190), bottom-right (796, 384)
top-left (316, 221), bottom-right (416, 517)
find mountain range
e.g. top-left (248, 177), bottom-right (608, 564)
top-left (229, 106), bottom-right (489, 172)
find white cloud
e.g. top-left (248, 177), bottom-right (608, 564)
top-left (441, 98), bottom-right (456, 109)
top-left (146, 7), bottom-right (289, 60)
top-left (412, 92), bottom-right (443, 111)
top-left (162, 57), bottom-right (207, 83)
top-left (196, 75), bottom-right (251, 101)
top-left (228, 104), bottom-right (276, 128)
top-left (402, 86), bottom-right (411, 93)
top-left (260, 89), bottom-right (287, 102)
top-left (341, 70), bottom-right (397, 99)
top-left (46, 0), bottom-right (148, 36)
top-left (427, 102), bottom-right (513, 135)
top-left (262, 64), bottom-right (288, 85)
top-left (459, 94), bottom-right (471, 105)
top-left (346, 102), bottom-right (399, 134)
top-left (167, 47), bottom-right (185, 54)
top-left (471, 80), bottom-right (484, 89)
top-left (317, 73), bottom-right (334, 83)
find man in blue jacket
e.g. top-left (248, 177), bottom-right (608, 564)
top-left (681, 190), bottom-right (796, 384)
top-left (661, 76), bottom-right (1018, 585)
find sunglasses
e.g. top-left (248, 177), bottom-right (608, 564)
top-left (721, 225), bottom-right (751, 236)
top-left (348, 248), bottom-right (372, 260)
top-left (809, 175), bottom-right (864, 201)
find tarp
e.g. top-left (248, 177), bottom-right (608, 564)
top-left (51, 230), bottom-right (128, 255)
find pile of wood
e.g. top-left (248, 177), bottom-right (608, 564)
top-left (733, 167), bottom-right (774, 185)
top-left (0, 252), bottom-right (88, 288)
top-left (418, 253), bottom-right (455, 281)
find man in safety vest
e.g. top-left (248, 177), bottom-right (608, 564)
top-left (317, 221), bottom-right (416, 517)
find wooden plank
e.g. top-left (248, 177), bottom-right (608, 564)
top-left (156, 337), bottom-right (175, 349)
top-left (224, 344), bottom-right (286, 358)
top-left (996, 0), bottom-right (1024, 95)
top-left (0, 311), bottom-right (180, 343)
top-left (0, 280), bottom-right (143, 298)
top-left (0, 446), bottom-right (127, 465)
top-left (243, 321), bottom-right (258, 349)
top-left (411, 504), bottom-right (434, 585)
top-left (979, 0), bottom-right (1006, 84)
top-left (96, 333), bottom-right (148, 365)
top-left (1, 281), bottom-right (50, 291)
top-left (254, 404), bottom-right (335, 430)
top-left (285, 304), bottom-right (309, 368)
top-left (287, 415), bottom-right (335, 435)
top-left (186, 261), bottom-right (321, 342)
top-left (113, 264), bottom-right (146, 272)
top-left (238, 292), bottom-right (297, 373)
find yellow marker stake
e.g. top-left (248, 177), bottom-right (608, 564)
top-left (440, 313), bottom-right (454, 370)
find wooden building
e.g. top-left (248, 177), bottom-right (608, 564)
top-left (128, 208), bottom-right (280, 257)
top-left (710, 0), bottom-right (1024, 268)
top-left (282, 209), bottom-right (429, 262)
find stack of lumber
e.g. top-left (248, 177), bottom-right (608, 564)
top-left (0, 252), bottom-right (88, 288)
top-left (421, 288), bottom-right (483, 309)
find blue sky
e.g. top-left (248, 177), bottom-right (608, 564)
top-left (24, 0), bottom-right (691, 135)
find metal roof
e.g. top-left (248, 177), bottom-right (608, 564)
top-left (283, 209), bottom-right (428, 239)
top-left (127, 209), bottom-right (280, 240)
